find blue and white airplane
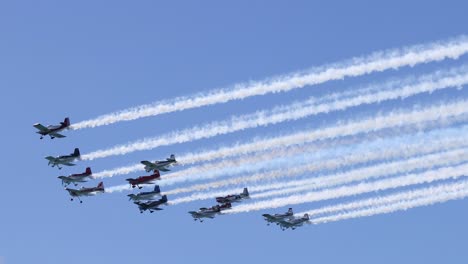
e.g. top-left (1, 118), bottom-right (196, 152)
top-left (45, 148), bottom-right (81, 169)
top-left (278, 213), bottom-right (309, 231)
top-left (141, 154), bottom-right (177, 172)
top-left (134, 195), bottom-right (168, 213)
top-left (127, 185), bottom-right (162, 201)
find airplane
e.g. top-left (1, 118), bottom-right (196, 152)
top-left (126, 170), bottom-right (161, 189)
top-left (141, 154), bottom-right (177, 172)
top-left (65, 182), bottom-right (105, 203)
top-left (134, 195), bottom-right (168, 213)
top-left (127, 185), bottom-right (162, 201)
top-left (33, 117), bottom-right (70, 139)
top-left (216, 188), bottom-right (249, 203)
top-left (277, 214), bottom-right (310, 231)
top-left (57, 167), bottom-right (93, 187)
top-left (188, 205), bottom-right (221, 222)
top-left (45, 148), bottom-right (81, 169)
top-left (262, 208), bottom-right (294, 226)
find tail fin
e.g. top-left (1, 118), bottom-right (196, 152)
top-left (161, 195), bottom-right (168, 203)
top-left (85, 167), bottom-right (92, 175)
top-left (243, 187), bottom-right (249, 197)
top-left (97, 182), bottom-right (104, 190)
top-left (154, 185), bottom-right (161, 194)
top-left (153, 170), bottom-right (161, 177)
top-left (303, 213), bottom-right (309, 220)
top-left (288, 208), bottom-right (293, 214)
top-left (73, 148), bottom-right (80, 157)
top-left (62, 117), bottom-right (70, 127)
top-left (169, 154), bottom-right (176, 161)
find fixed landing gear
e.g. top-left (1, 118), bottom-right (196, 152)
top-left (40, 136), bottom-right (44, 139)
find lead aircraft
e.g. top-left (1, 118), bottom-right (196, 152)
top-left (65, 182), bottom-right (105, 203)
top-left (33, 117), bottom-right (70, 139)
top-left (58, 167), bottom-right (93, 186)
top-left (141, 154), bottom-right (177, 172)
top-left (45, 148), bottom-right (81, 169)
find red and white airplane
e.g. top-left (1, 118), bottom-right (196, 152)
top-left (65, 182), bottom-right (105, 203)
top-left (126, 170), bottom-right (161, 189)
top-left (33, 117), bottom-right (70, 139)
top-left (58, 167), bottom-right (93, 187)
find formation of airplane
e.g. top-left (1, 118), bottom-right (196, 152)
top-left (58, 167), bottom-right (93, 186)
top-left (45, 148), bottom-right (81, 169)
top-left (134, 195), bottom-right (168, 213)
top-left (65, 182), bottom-right (105, 203)
top-left (126, 170), bottom-right (161, 189)
top-left (36, 119), bottom-right (310, 229)
top-left (216, 188), bottom-right (249, 203)
top-left (33, 117), bottom-right (70, 139)
top-left (128, 185), bottom-right (161, 201)
top-left (141, 154), bottom-right (177, 172)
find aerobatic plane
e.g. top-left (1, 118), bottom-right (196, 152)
top-left (262, 208), bottom-right (294, 226)
top-left (189, 205), bottom-right (221, 222)
top-left (134, 195), bottom-right (168, 213)
top-left (216, 188), bottom-right (249, 203)
top-left (126, 170), bottom-right (161, 189)
top-left (58, 167), bottom-right (93, 186)
top-left (45, 148), bottom-right (81, 169)
top-left (127, 185), bottom-right (162, 201)
top-left (141, 154), bottom-right (177, 172)
top-left (33, 117), bottom-right (70, 139)
top-left (277, 214), bottom-right (310, 230)
top-left (65, 182), bottom-right (105, 203)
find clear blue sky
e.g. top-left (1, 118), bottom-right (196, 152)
top-left (1, 1), bottom-right (467, 263)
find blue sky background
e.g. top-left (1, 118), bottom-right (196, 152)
top-left (1, 1), bottom-right (468, 263)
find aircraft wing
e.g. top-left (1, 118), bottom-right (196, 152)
top-left (33, 123), bottom-right (49, 132)
top-left (61, 162), bottom-right (76, 166)
top-left (141, 161), bottom-right (154, 166)
top-left (158, 167), bottom-right (170, 172)
top-left (49, 132), bottom-right (66, 138)
top-left (45, 156), bottom-right (57, 162)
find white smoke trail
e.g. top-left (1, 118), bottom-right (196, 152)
top-left (72, 36), bottom-right (468, 130)
top-left (250, 148), bottom-right (468, 200)
top-left (169, 147), bottom-right (468, 204)
top-left (226, 163), bottom-right (468, 213)
top-left (309, 180), bottom-right (468, 224)
top-left (105, 126), bottom-right (467, 193)
top-left (300, 180), bottom-right (468, 218)
top-left (82, 95), bottom-right (468, 161)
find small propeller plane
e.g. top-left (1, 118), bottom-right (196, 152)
top-left (45, 148), bottom-right (81, 169)
top-left (189, 205), bottom-right (221, 222)
top-left (216, 188), bottom-right (249, 203)
top-left (33, 117), bottom-right (70, 139)
top-left (134, 195), bottom-right (168, 213)
top-left (58, 167), bottom-right (93, 186)
top-left (127, 185), bottom-right (162, 201)
top-left (278, 213), bottom-right (310, 231)
top-left (141, 154), bottom-right (177, 172)
top-left (126, 170), bottom-right (161, 189)
top-left (262, 208), bottom-right (294, 226)
top-left (65, 182), bottom-right (105, 203)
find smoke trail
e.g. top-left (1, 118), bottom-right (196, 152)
top-left (169, 147), bottom-right (468, 204)
top-left (250, 148), bottom-right (468, 200)
top-left (82, 97), bottom-right (468, 161)
top-left (226, 163), bottom-right (468, 213)
top-left (300, 180), bottom-right (468, 218)
top-left (309, 180), bottom-right (468, 224)
top-left (105, 126), bottom-right (467, 193)
top-left (72, 36), bottom-right (468, 129)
